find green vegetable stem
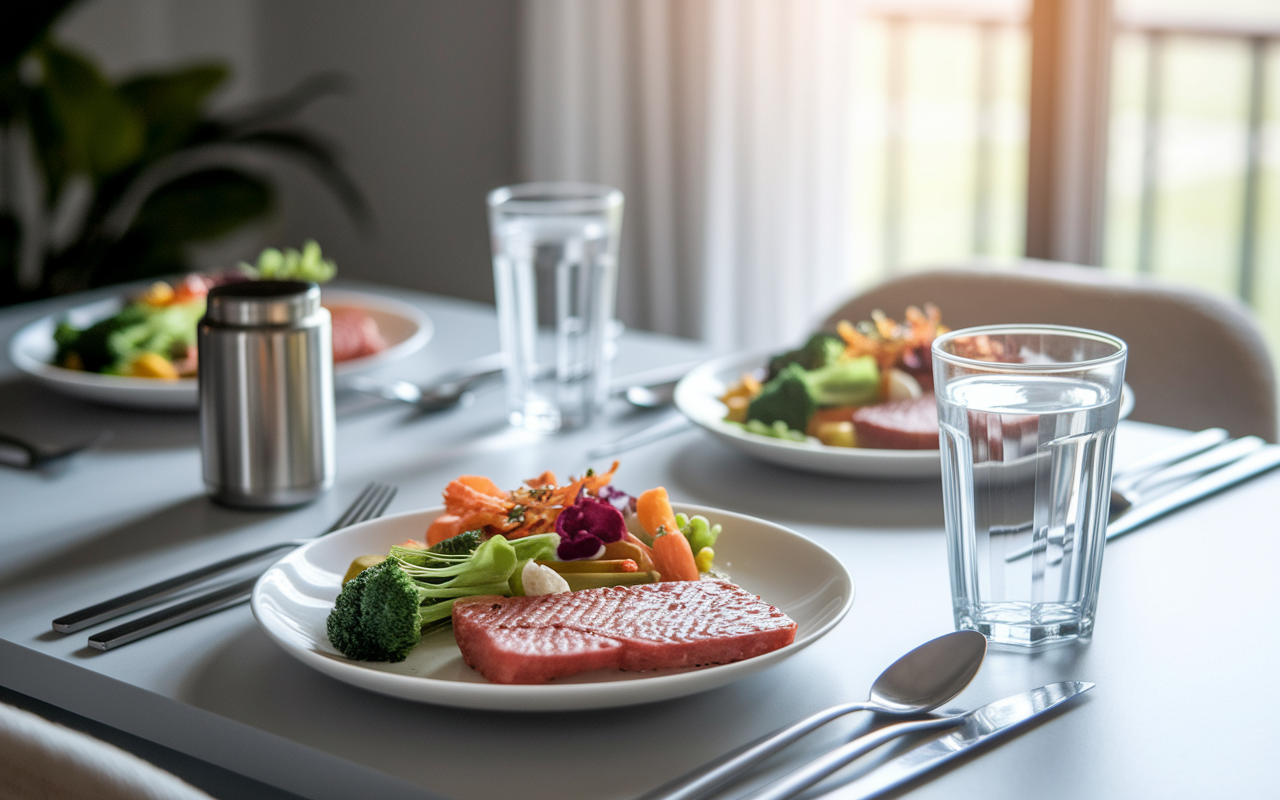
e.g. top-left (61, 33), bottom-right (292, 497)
top-left (326, 532), bottom-right (558, 662)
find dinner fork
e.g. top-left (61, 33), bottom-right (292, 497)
top-left (53, 482), bottom-right (397, 635)
top-left (83, 482), bottom-right (398, 651)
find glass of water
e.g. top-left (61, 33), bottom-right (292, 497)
top-left (488, 183), bottom-right (624, 432)
top-left (932, 325), bottom-right (1127, 647)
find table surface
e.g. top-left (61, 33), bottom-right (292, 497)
top-left (2, 283), bottom-right (1277, 800)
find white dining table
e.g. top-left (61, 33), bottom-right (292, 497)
top-left (1, 282), bottom-right (1278, 800)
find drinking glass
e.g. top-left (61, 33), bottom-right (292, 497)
top-left (932, 324), bottom-right (1127, 646)
top-left (488, 183), bottom-right (624, 432)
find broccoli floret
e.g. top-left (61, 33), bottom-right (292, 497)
top-left (768, 333), bottom-right (846, 378)
top-left (392, 529), bottom-right (482, 567)
top-left (325, 562), bottom-right (383, 661)
top-left (326, 533), bottom-right (559, 662)
top-left (804, 355), bottom-right (881, 407)
top-left (427, 529), bottom-right (482, 556)
top-left (358, 561), bottom-right (430, 662)
top-left (746, 363), bottom-right (816, 432)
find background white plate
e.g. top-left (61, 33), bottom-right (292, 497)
top-left (7, 288), bottom-right (432, 410)
top-left (675, 349), bottom-right (1135, 481)
top-left (251, 504), bottom-right (854, 712)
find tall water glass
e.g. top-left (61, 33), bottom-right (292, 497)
top-left (933, 325), bottom-right (1127, 647)
top-left (489, 183), bottom-right (623, 432)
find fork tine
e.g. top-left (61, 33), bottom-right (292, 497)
top-left (365, 484), bottom-right (398, 522)
top-left (326, 483), bottom-right (379, 533)
top-left (352, 483), bottom-right (395, 526)
top-left (341, 483), bottom-right (397, 530)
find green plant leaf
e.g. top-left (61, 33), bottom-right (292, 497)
top-left (228, 128), bottom-right (371, 228)
top-left (130, 166), bottom-right (273, 242)
top-left (218, 73), bottom-right (347, 133)
top-left (118, 64), bottom-right (228, 163)
top-left (37, 43), bottom-right (144, 184)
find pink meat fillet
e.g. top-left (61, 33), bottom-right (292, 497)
top-left (851, 393), bottom-right (939, 450)
top-left (452, 581), bottom-right (798, 684)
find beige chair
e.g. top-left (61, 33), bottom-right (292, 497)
top-left (0, 701), bottom-right (213, 800)
top-left (820, 260), bottom-right (1277, 442)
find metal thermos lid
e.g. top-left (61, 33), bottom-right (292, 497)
top-left (205, 280), bottom-right (320, 326)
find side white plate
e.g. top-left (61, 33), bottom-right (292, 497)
top-left (674, 349), bottom-right (1135, 481)
top-left (251, 504), bottom-right (854, 712)
top-left (7, 288), bottom-right (432, 410)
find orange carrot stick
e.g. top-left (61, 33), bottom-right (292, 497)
top-left (637, 487), bottom-right (699, 581)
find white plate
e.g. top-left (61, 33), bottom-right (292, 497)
top-left (674, 350), bottom-right (1135, 481)
top-left (251, 504), bottom-right (854, 711)
top-left (6, 288), bottom-right (433, 410)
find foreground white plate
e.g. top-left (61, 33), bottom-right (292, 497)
top-left (251, 504), bottom-right (853, 711)
top-left (7, 288), bottom-right (432, 410)
top-left (675, 350), bottom-right (1135, 481)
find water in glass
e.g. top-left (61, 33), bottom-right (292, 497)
top-left (937, 373), bottom-right (1121, 645)
top-left (492, 213), bottom-right (616, 432)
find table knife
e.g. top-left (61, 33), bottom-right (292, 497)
top-left (1005, 443), bottom-right (1280, 563)
top-left (816, 681), bottom-right (1095, 800)
top-left (588, 413), bottom-right (693, 458)
top-left (1102, 444), bottom-right (1280, 542)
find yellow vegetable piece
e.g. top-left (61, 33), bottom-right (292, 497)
top-left (62, 352), bottom-right (84, 371)
top-left (342, 555), bottom-right (385, 585)
top-left (724, 395), bottom-right (750, 423)
top-left (140, 281), bottom-right (175, 306)
top-left (816, 421), bottom-right (857, 448)
top-left (127, 352), bottom-right (180, 380)
top-left (695, 546), bottom-right (715, 573)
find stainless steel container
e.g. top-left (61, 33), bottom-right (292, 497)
top-left (199, 280), bottom-right (335, 508)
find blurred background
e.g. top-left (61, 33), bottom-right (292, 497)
top-left (2, 0), bottom-right (1278, 361)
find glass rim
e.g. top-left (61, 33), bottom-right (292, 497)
top-left (931, 324), bottom-right (1127, 371)
top-left (488, 182), bottom-right (623, 214)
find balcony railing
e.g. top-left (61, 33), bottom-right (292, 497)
top-left (856, 5), bottom-right (1279, 339)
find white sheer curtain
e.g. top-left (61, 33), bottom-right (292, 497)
top-left (519, 0), bottom-right (860, 351)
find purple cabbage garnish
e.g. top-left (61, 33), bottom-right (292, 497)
top-left (554, 495), bottom-right (627, 560)
top-left (598, 484), bottom-right (637, 514)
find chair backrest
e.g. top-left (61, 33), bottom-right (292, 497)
top-left (819, 260), bottom-right (1278, 442)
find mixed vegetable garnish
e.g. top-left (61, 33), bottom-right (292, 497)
top-left (52, 241), bottom-right (336, 379)
top-left (326, 464), bottom-right (725, 663)
top-left (721, 305), bottom-right (946, 447)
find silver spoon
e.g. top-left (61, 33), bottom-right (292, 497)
top-left (624, 379), bottom-right (679, 409)
top-left (635, 630), bottom-right (987, 800)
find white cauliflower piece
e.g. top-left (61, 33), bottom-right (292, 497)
top-left (521, 561), bottom-right (570, 596)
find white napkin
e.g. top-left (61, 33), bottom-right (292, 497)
top-left (0, 702), bottom-right (213, 800)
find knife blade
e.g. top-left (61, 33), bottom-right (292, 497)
top-left (739, 682), bottom-right (1093, 800)
top-left (819, 681), bottom-right (1095, 800)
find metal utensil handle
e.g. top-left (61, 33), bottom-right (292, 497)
top-left (53, 482), bottom-right (393, 634)
top-left (1105, 445), bottom-right (1280, 543)
top-left (52, 541), bottom-right (300, 633)
top-left (87, 576), bottom-right (260, 651)
top-left (588, 414), bottom-right (692, 459)
top-left (739, 714), bottom-right (966, 800)
top-left (1128, 435), bottom-right (1263, 491)
top-left (635, 701), bottom-right (872, 800)
top-left (1111, 428), bottom-right (1227, 490)
top-left (1004, 442), bottom-right (1277, 564)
